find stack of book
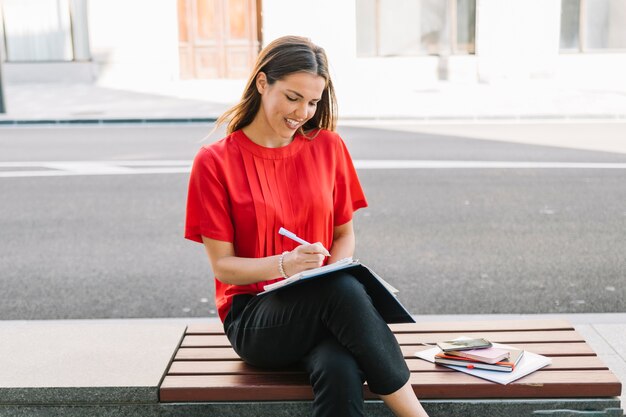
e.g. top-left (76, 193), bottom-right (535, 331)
top-left (434, 338), bottom-right (524, 372)
top-left (416, 336), bottom-right (552, 384)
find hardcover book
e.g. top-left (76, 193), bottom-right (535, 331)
top-left (446, 347), bottom-right (511, 364)
top-left (435, 348), bottom-right (524, 372)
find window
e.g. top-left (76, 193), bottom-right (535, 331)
top-left (560, 0), bottom-right (626, 52)
top-left (356, 0), bottom-right (476, 57)
top-left (0, 0), bottom-right (90, 62)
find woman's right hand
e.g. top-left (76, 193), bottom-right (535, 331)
top-left (282, 243), bottom-right (329, 277)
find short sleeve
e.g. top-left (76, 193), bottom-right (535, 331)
top-left (184, 148), bottom-right (234, 243)
top-left (333, 137), bottom-right (368, 226)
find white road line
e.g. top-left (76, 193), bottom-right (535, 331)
top-left (0, 160), bottom-right (191, 167)
top-left (1, 160), bottom-right (626, 178)
top-left (353, 160), bottom-right (626, 169)
top-left (0, 160), bottom-right (192, 178)
top-left (0, 167), bottom-right (192, 178)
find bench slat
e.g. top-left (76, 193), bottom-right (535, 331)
top-left (168, 360), bottom-right (306, 375)
top-left (181, 330), bottom-right (584, 348)
top-left (175, 342), bottom-right (597, 361)
top-left (390, 319), bottom-right (574, 333)
top-left (185, 319), bottom-right (574, 335)
top-left (399, 357), bottom-right (610, 372)
top-left (176, 347), bottom-right (242, 361)
top-left (408, 342), bottom-right (596, 357)
top-left (394, 330), bottom-right (584, 344)
top-left (167, 356), bottom-right (609, 375)
top-left (160, 370), bottom-right (621, 402)
top-left (405, 370), bottom-right (622, 399)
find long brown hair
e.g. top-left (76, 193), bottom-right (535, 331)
top-left (215, 36), bottom-right (338, 136)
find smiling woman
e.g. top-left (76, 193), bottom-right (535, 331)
top-left (215, 35), bottom-right (338, 141)
top-left (185, 36), bottom-right (430, 417)
top-left (243, 71), bottom-right (326, 147)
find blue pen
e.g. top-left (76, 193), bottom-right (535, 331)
top-left (278, 227), bottom-right (330, 256)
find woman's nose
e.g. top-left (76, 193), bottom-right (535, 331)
top-left (294, 102), bottom-right (308, 119)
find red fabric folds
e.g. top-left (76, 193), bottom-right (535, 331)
top-left (185, 129), bottom-right (367, 322)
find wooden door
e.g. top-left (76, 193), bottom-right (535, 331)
top-left (178, 0), bottom-right (260, 79)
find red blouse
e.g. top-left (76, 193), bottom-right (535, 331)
top-left (185, 129), bottom-right (367, 322)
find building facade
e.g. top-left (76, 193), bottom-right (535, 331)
top-left (1, 0), bottom-right (625, 112)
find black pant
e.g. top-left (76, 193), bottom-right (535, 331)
top-left (224, 272), bottom-right (410, 417)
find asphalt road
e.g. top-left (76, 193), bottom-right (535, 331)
top-left (1, 122), bottom-right (625, 320)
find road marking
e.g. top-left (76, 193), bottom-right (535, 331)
top-left (0, 161), bottom-right (191, 178)
top-left (1, 160), bottom-right (626, 178)
top-left (353, 160), bottom-right (626, 169)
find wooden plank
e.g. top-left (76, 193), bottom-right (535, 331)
top-left (404, 356), bottom-right (610, 372)
top-left (176, 347), bottom-right (242, 361)
top-left (168, 360), bottom-right (304, 375)
top-left (539, 356), bottom-right (610, 371)
top-left (185, 319), bottom-right (574, 335)
top-left (182, 334), bottom-right (230, 347)
top-left (408, 342), bottom-right (596, 357)
top-left (406, 370), bottom-right (622, 399)
top-left (186, 323), bottom-right (224, 334)
top-left (160, 374), bottom-right (313, 402)
top-left (166, 356), bottom-right (609, 376)
top-left (159, 370), bottom-right (621, 402)
top-left (180, 330), bottom-right (585, 348)
top-left (175, 341), bottom-right (597, 361)
top-left (389, 319), bottom-right (574, 333)
top-left (394, 330), bottom-right (584, 344)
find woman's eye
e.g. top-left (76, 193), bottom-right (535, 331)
top-left (286, 95), bottom-right (298, 102)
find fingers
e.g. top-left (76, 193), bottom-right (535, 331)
top-left (297, 244), bottom-right (327, 265)
top-left (283, 243), bottom-right (330, 276)
top-left (309, 243), bottom-right (331, 257)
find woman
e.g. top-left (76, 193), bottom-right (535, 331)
top-left (185, 35), bottom-right (430, 417)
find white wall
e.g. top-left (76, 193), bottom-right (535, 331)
top-left (476, 0), bottom-right (561, 82)
top-left (261, 0), bottom-right (443, 117)
top-left (87, 0), bottom-right (179, 88)
top-left (556, 53), bottom-right (626, 91)
top-left (260, 0), bottom-right (357, 85)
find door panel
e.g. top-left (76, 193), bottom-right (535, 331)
top-left (178, 0), bottom-right (260, 79)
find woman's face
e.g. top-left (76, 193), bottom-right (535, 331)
top-left (256, 71), bottom-right (326, 141)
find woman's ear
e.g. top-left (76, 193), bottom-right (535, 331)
top-left (256, 72), bottom-right (268, 94)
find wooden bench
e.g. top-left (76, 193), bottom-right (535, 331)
top-left (159, 319), bottom-right (623, 417)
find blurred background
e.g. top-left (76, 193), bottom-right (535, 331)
top-left (2, 0), bottom-right (626, 118)
top-left (0, 0), bottom-right (625, 320)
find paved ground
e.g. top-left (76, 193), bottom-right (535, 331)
top-left (1, 123), bottom-right (625, 319)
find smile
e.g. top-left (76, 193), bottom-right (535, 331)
top-left (285, 118), bottom-right (302, 129)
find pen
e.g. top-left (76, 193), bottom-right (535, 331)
top-left (278, 227), bottom-right (331, 256)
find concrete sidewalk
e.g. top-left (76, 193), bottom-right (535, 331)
top-left (1, 79), bottom-right (626, 124)
top-left (0, 313), bottom-right (624, 414)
